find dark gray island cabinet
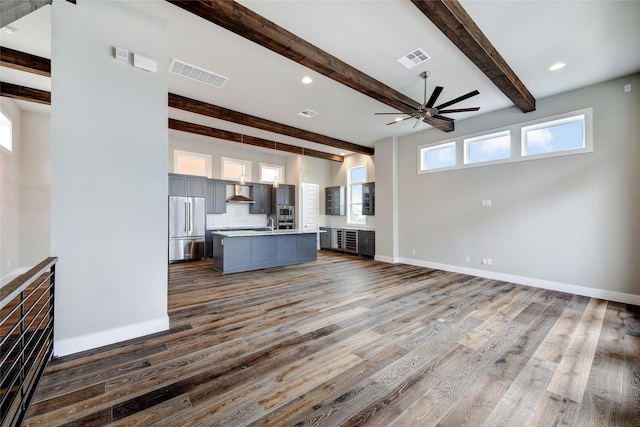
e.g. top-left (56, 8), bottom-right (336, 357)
top-left (212, 230), bottom-right (319, 273)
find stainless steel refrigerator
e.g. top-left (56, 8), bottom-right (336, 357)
top-left (168, 196), bottom-right (205, 262)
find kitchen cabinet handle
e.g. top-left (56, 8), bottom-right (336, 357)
top-left (184, 203), bottom-right (188, 232)
top-left (188, 202), bottom-right (192, 232)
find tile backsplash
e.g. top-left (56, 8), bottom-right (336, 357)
top-left (206, 185), bottom-right (267, 229)
top-left (206, 204), bottom-right (268, 229)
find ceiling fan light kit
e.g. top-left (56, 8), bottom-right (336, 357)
top-left (375, 71), bottom-right (480, 131)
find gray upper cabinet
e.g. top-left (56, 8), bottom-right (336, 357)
top-left (362, 182), bottom-right (375, 216)
top-left (250, 184), bottom-right (272, 214)
top-left (274, 184), bottom-right (295, 206)
top-left (206, 179), bottom-right (227, 215)
top-left (169, 174), bottom-right (206, 197)
top-left (325, 186), bottom-right (345, 216)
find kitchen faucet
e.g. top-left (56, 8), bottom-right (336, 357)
top-left (267, 216), bottom-right (275, 232)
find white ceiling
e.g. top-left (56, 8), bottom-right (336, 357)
top-left (1, 0), bottom-right (639, 156)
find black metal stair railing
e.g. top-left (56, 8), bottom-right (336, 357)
top-left (0, 257), bottom-right (57, 427)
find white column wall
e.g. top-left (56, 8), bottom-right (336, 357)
top-left (51, 0), bottom-right (169, 356)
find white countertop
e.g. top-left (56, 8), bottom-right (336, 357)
top-left (212, 229), bottom-right (325, 237)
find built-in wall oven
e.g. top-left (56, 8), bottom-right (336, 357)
top-left (277, 205), bottom-right (295, 229)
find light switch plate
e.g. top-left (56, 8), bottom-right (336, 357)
top-left (114, 47), bottom-right (129, 63)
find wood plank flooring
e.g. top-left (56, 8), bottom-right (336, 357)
top-left (22, 252), bottom-right (640, 426)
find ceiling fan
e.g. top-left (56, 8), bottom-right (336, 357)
top-left (376, 71), bottom-right (480, 130)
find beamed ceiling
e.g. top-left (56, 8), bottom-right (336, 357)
top-left (1, 1), bottom-right (639, 159)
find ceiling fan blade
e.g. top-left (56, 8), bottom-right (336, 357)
top-left (437, 107), bottom-right (480, 114)
top-left (385, 116), bottom-right (416, 125)
top-left (435, 90), bottom-right (480, 110)
top-left (375, 112), bottom-right (411, 115)
top-left (432, 114), bottom-right (455, 122)
top-left (412, 117), bottom-right (422, 129)
top-left (425, 86), bottom-right (443, 108)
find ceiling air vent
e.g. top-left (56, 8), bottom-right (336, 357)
top-left (297, 109), bottom-right (318, 119)
top-left (396, 48), bottom-right (431, 69)
top-left (169, 58), bottom-right (229, 88)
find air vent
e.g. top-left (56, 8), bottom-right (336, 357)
top-left (297, 109), bottom-right (318, 119)
top-left (169, 58), bottom-right (229, 88)
top-left (397, 48), bottom-right (431, 69)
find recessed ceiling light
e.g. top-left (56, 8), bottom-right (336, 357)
top-left (301, 76), bottom-right (313, 84)
top-left (1, 25), bottom-right (17, 34)
top-left (549, 62), bottom-right (566, 71)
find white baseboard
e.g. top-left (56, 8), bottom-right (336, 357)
top-left (53, 315), bottom-right (170, 357)
top-left (382, 257), bottom-right (640, 306)
top-left (375, 254), bottom-right (400, 264)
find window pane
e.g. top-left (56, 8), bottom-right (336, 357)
top-left (351, 184), bottom-right (362, 204)
top-left (351, 204), bottom-right (364, 224)
top-left (466, 132), bottom-right (510, 164)
top-left (350, 166), bottom-right (366, 183)
top-left (523, 118), bottom-right (584, 156)
top-left (0, 111), bottom-right (12, 152)
top-left (421, 142), bottom-right (455, 170)
top-left (222, 158), bottom-right (251, 181)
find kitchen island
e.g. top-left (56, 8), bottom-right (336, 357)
top-left (211, 229), bottom-right (321, 273)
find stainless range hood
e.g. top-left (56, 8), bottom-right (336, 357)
top-left (226, 184), bottom-right (254, 204)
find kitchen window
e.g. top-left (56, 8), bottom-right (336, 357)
top-left (174, 150), bottom-right (211, 177)
top-left (0, 110), bottom-right (12, 152)
top-left (348, 164), bottom-right (366, 225)
top-left (260, 163), bottom-right (284, 185)
top-left (222, 157), bottom-right (251, 182)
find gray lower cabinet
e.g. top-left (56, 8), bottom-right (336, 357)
top-left (213, 232), bottom-right (317, 273)
top-left (319, 227), bottom-right (332, 249)
top-left (320, 228), bottom-right (375, 258)
top-left (358, 230), bottom-right (375, 257)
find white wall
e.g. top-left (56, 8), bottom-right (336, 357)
top-left (51, 0), bottom-right (169, 356)
top-left (392, 73), bottom-right (640, 303)
top-left (0, 98), bottom-right (22, 280)
top-left (373, 137), bottom-right (398, 262)
top-left (20, 111), bottom-right (51, 268)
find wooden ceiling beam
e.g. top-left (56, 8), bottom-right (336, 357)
top-left (169, 118), bottom-right (344, 163)
top-left (169, 93), bottom-right (373, 156)
top-left (0, 46), bottom-right (369, 155)
top-left (410, 0), bottom-right (536, 113)
top-left (166, 0), bottom-right (426, 128)
top-left (0, 47), bottom-right (51, 77)
top-left (0, 82), bottom-right (50, 105)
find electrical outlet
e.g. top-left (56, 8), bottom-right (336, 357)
top-left (487, 258), bottom-right (493, 265)
top-left (412, 249), bottom-right (416, 255)
top-left (465, 256), bottom-right (471, 263)
top-left (624, 83), bottom-right (631, 93)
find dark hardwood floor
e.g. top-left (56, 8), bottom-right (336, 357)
top-left (23, 252), bottom-right (640, 426)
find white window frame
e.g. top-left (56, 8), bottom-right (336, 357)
top-left (259, 163), bottom-right (285, 185)
top-left (418, 141), bottom-right (457, 173)
top-left (416, 107), bottom-right (593, 175)
top-left (464, 130), bottom-right (511, 165)
top-left (221, 157), bottom-right (252, 182)
top-left (173, 150), bottom-right (212, 177)
top-left (0, 110), bottom-right (12, 152)
top-left (347, 164), bottom-right (367, 225)
top-left (521, 110), bottom-right (592, 160)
